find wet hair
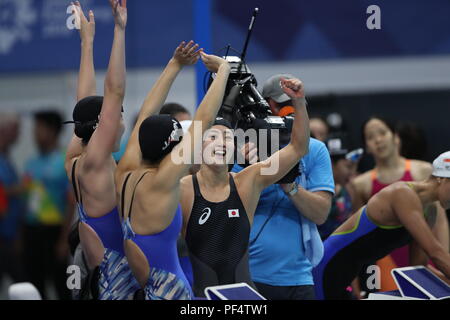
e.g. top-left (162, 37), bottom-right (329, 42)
top-left (212, 117), bottom-right (232, 129)
top-left (396, 121), bottom-right (428, 160)
top-left (34, 110), bottom-right (63, 136)
top-left (139, 114), bottom-right (183, 164)
top-left (361, 116), bottom-right (397, 148)
top-left (160, 103), bottom-right (191, 118)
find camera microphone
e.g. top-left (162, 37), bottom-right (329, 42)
top-left (223, 84), bottom-right (241, 110)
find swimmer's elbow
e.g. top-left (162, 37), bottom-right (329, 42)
top-left (104, 77), bottom-right (125, 98)
top-left (289, 142), bottom-right (308, 159)
top-left (104, 84), bottom-right (125, 99)
top-left (316, 208), bottom-right (331, 226)
top-left (315, 216), bottom-right (328, 226)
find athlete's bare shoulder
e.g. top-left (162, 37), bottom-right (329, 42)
top-left (180, 174), bottom-right (193, 191)
top-left (353, 170), bottom-right (372, 186)
top-left (365, 182), bottom-right (411, 218)
top-left (369, 180), bottom-right (408, 206)
top-left (410, 159), bottom-right (433, 181)
top-left (368, 181), bottom-right (423, 226)
top-left (352, 170), bottom-right (373, 196)
top-left (383, 180), bottom-right (419, 203)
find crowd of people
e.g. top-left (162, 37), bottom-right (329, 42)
top-left (0, 0), bottom-right (449, 300)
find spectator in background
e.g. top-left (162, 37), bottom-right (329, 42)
top-left (318, 136), bottom-right (363, 240)
top-left (234, 74), bottom-right (334, 300)
top-left (309, 116), bottom-right (329, 142)
top-left (352, 116), bottom-right (432, 211)
top-left (396, 121), bottom-right (428, 161)
top-left (159, 102), bottom-right (191, 121)
top-left (23, 110), bottom-right (75, 300)
top-left (0, 112), bottom-right (25, 286)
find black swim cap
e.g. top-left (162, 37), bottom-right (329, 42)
top-left (212, 117), bottom-right (232, 129)
top-left (139, 115), bottom-right (183, 163)
top-left (68, 96), bottom-right (124, 144)
top-left (72, 96), bottom-right (103, 143)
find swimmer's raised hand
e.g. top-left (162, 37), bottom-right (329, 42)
top-left (72, 1), bottom-right (95, 43)
top-left (200, 52), bottom-right (229, 73)
top-left (109, 0), bottom-right (127, 30)
top-left (173, 41), bottom-right (203, 66)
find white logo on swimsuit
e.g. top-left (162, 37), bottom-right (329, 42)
top-left (228, 209), bottom-right (239, 218)
top-left (198, 207), bottom-right (211, 225)
top-left (0, 0), bottom-right (37, 54)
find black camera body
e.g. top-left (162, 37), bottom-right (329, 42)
top-left (206, 8), bottom-right (301, 183)
top-left (209, 56), bottom-right (300, 184)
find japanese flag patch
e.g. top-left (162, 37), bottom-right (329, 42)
top-left (228, 209), bottom-right (239, 218)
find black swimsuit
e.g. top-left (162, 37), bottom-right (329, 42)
top-left (185, 173), bottom-right (255, 297)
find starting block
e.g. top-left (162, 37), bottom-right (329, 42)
top-left (367, 266), bottom-right (450, 300)
top-left (204, 283), bottom-right (266, 300)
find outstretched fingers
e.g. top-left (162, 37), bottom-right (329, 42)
top-left (181, 40), bottom-right (195, 54)
top-left (186, 43), bottom-right (200, 56)
top-left (175, 41), bottom-right (186, 55)
top-left (174, 41), bottom-right (202, 65)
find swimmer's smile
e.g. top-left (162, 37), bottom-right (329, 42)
top-left (214, 149), bottom-right (226, 156)
top-left (208, 147), bottom-right (229, 164)
top-left (213, 147), bottom-right (227, 157)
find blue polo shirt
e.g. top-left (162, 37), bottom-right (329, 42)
top-left (233, 138), bottom-right (334, 286)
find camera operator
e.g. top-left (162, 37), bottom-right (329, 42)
top-left (232, 73), bottom-right (334, 300)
